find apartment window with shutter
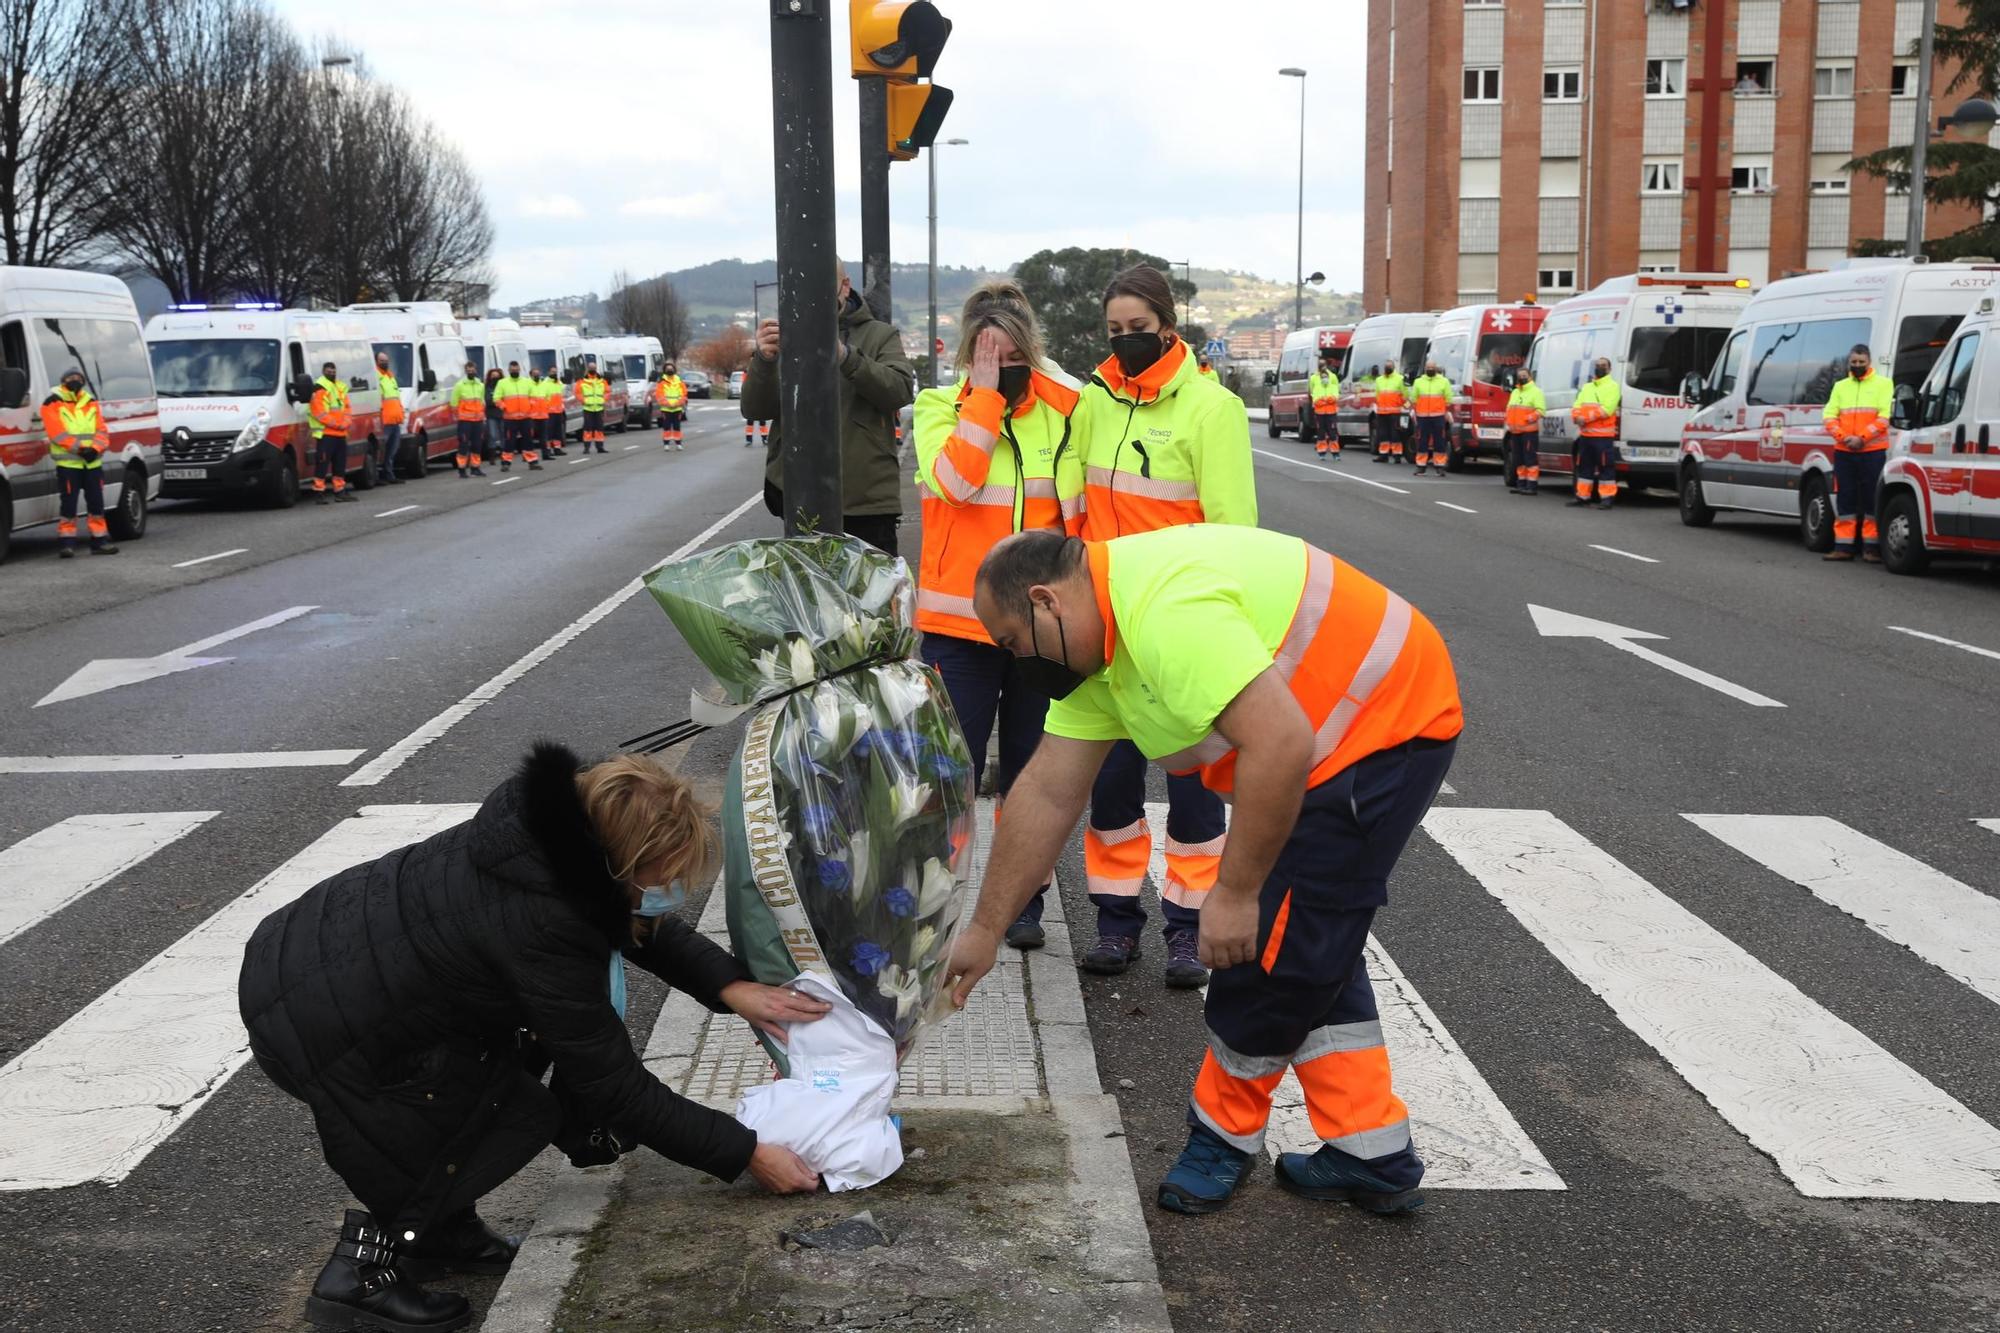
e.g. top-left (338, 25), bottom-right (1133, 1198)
top-left (1646, 58), bottom-right (1685, 98)
top-left (1890, 61), bottom-right (1917, 97)
top-left (1814, 63), bottom-right (1854, 99)
top-left (1464, 67), bottom-right (1502, 101)
top-left (1544, 68), bottom-right (1581, 101)
top-left (1642, 160), bottom-right (1683, 194)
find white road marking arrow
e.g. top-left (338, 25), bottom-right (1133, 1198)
top-left (35, 605), bottom-right (318, 707)
top-left (1528, 604), bottom-right (1785, 708)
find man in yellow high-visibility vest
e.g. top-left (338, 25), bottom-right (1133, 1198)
top-left (42, 367), bottom-right (118, 556)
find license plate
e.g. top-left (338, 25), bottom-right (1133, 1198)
top-left (1626, 446), bottom-right (1675, 460)
top-left (1477, 427), bottom-right (1504, 441)
top-left (164, 467), bottom-right (208, 480)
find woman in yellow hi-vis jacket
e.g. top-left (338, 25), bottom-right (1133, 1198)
top-left (913, 283), bottom-right (1085, 946)
top-left (1068, 263), bottom-right (1257, 988)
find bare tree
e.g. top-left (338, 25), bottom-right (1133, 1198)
top-left (302, 63), bottom-right (395, 306)
top-left (608, 271), bottom-right (692, 356)
top-left (0, 0), bottom-right (142, 266)
top-left (374, 97), bottom-right (494, 302)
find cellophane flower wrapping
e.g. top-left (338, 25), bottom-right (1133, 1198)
top-left (645, 536), bottom-right (976, 1066)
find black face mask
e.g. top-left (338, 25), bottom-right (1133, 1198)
top-left (62, 379), bottom-right (83, 393)
top-left (1019, 602), bottom-right (1086, 700)
top-left (997, 365), bottom-right (1032, 406)
top-left (1110, 331), bottom-right (1165, 379)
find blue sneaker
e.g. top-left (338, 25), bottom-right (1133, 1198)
top-left (1157, 1124), bottom-right (1254, 1215)
top-left (1273, 1145), bottom-right (1425, 1214)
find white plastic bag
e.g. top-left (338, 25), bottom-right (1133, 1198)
top-left (733, 974), bottom-right (903, 1192)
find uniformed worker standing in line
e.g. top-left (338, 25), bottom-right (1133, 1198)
top-left (655, 363), bottom-right (688, 452)
top-left (483, 365), bottom-right (506, 467)
top-left (498, 361), bottom-right (539, 471)
top-left (451, 361), bottom-right (488, 477)
top-left (947, 524), bottom-right (1463, 1217)
top-left (1503, 367), bottom-right (1545, 495)
top-left (539, 366), bottom-right (567, 457)
top-left (1372, 362), bottom-right (1407, 464)
top-left (309, 360), bottom-right (356, 504)
top-left (1308, 351), bottom-right (1341, 460)
top-left (1569, 356), bottom-right (1622, 508)
top-left (1409, 359), bottom-right (1452, 477)
top-left (1821, 344), bottom-right (1893, 563)
top-left (578, 361), bottom-right (611, 454)
top-left (42, 367), bottom-right (118, 556)
top-left (374, 352), bottom-right (407, 485)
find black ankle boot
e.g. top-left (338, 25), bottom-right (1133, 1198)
top-left (305, 1209), bottom-right (470, 1332)
top-left (398, 1208), bottom-right (520, 1281)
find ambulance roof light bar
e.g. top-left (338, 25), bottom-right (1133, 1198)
top-left (1634, 274), bottom-right (1752, 289)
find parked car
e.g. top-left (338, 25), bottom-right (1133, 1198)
top-left (729, 370), bottom-right (746, 399)
top-left (682, 369), bottom-right (712, 399)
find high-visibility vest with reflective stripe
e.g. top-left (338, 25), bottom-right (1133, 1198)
top-left (310, 377), bottom-right (351, 439)
top-left (1308, 368), bottom-right (1340, 413)
top-left (1821, 369), bottom-right (1893, 451)
top-left (1504, 382), bottom-right (1546, 433)
top-left (1374, 372), bottom-right (1407, 414)
top-left (655, 375), bottom-right (687, 411)
top-left (497, 375), bottom-right (532, 420)
top-left (578, 374), bottom-right (609, 411)
top-left (912, 371), bottom-right (1084, 643)
top-left (536, 376), bottom-right (564, 417)
top-left (378, 370), bottom-right (404, 426)
top-left (527, 379), bottom-right (553, 419)
top-left (1411, 373), bottom-right (1452, 417)
top-left (1572, 375), bottom-right (1621, 438)
top-left (1077, 337), bottom-right (1257, 538)
top-left (451, 377), bottom-right (486, 421)
top-left (1045, 525), bottom-right (1463, 796)
top-left (42, 387), bottom-right (104, 468)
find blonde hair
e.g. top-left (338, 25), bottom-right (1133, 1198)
top-left (576, 754), bottom-right (718, 893)
top-left (955, 280), bottom-right (1047, 373)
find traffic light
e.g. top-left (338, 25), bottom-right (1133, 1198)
top-left (849, 2), bottom-right (951, 79)
top-left (886, 81), bottom-right (954, 161)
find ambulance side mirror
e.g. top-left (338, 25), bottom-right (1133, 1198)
top-left (0, 367), bottom-right (25, 408)
top-left (1679, 371), bottom-right (1706, 406)
top-left (1263, 369), bottom-right (1277, 387)
top-left (288, 373), bottom-right (314, 404)
top-left (1892, 382), bottom-right (1917, 429)
top-left (1501, 369), bottom-right (1518, 390)
top-left (419, 370), bottom-right (438, 393)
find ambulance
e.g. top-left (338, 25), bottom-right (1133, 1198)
top-left (144, 306), bottom-right (384, 507)
top-left (0, 266), bottom-right (161, 564)
top-left (459, 317), bottom-right (530, 383)
top-left (1424, 298), bottom-right (1546, 470)
top-left (1265, 324), bottom-right (1353, 442)
top-left (341, 301), bottom-right (467, 477)
top-left (523, 324), bottom-right (585, 439)
top-left (1525, 272), bottom-right (1752, 492)
top-left (579, 336), bottom-right (633, 431)
top-left (1678, 258), bottom-right (1994, 548)
top-left (1868, 294), bottom-right (2000, 574)
top-left (609, 335), bottom-right (665, 427)
top-left (1336, 311), bottom-right (1436, 450)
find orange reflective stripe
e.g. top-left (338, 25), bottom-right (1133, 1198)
top-left (1413, 395), bottom-right (1449, 415)
top-left (1375, 391), bottom-right (1404, 412)
top-left (1085, 818), bottom-right (1150, 897)
top-left (1293, 1043), bottom-right (1411, 1157)
top-left (1190, 1050), bottom-right (1287, 1153)
top-left (1505, 405), bottom-right (1540, 431)
top-left (1259, 888), bottom-right (1293, 973)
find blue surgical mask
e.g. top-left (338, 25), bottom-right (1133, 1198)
top-left (634, 881), bottom-right (686, 918)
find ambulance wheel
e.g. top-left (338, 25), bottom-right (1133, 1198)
top-left (354, 439), bottom-right (379, 490)
top-left (1880, 491), bottom-right (1929, 576)
top-left (1446, 442), bottom-right (1468, 473)
top-left (614, 411), bottom-right (628, 433)
top-left (108, 466), bottom-right (148, 541)
top-left (270, 449), bottom-right (300, 509)
top-left (1800, 476), bottom-right (1834, 552)
top-left (402, 432), bottom-right (429, 479)
top-left (1678, 462), bottom-right (1715, 527)
top-left (1267, 410), bottom-right (1281, 438)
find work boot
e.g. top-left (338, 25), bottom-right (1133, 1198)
top-left (1164, 930), bottom-right (1208, 990)
top-left (305, 1209), bottom-right (471, 1333)
top-left (59, 545), bottom-right (75, 559)
top-left (1158, 1124), bottom-right (1254, 1215)
top-left (1274, 1145), bottom-right (1426, 1215)
top-left (1567, 495), bottom-right (1590, 507)
top-left (470, 466), bottom-right (486, 477)
top-left (397, 1209), bottom-right (520, 1282)
top-left (528, 461), bottom-right (542, 471)
top-left (1823, 549), bottom-right (1854, 561)
top-left (334, 491), bottom-right (357, 503)
top-left (501, 459), bottom-right (512, 472)
top-left (1861, 551), bottom-right (1882, 564)
top-left (1080, 934), bottom-right (1140, 976)
top-left (88, 541), bottom-right (119, 555)
top-left (1597, 497), bottom-right (1614, 509)
top-left (1004, 913), bottom-right (1045, 951)
top-left (315, 492), bottom-right (331, 506)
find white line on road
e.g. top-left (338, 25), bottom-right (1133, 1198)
top-left (1588, 544), bottom-right (1660, 564)
top-left (343, 491), bottom-right (765, 788)
top-left (492, 475), bottom-right (520, 486)
top-left (373, 505), bottom-right (420, 518)
top-left (171, 549), bottom-right (248, 569)
top-left (36, 605), bottom-right (320, 708)
top-left (1688, 814), bottom-right (2000, 1010)
top-left (1888, 626), bottom-right (2000, 662)
top-left (623, 444), bottom-right (641, 451)
top-left (1425, 807), bottom-right (2000, 1201)
top-left (0, 811), bottom-right (218, 948)
top-left (1978, 819), bottom-right (2000, 839)
top-left (1435, 501), bottom-right (1478, 514)
top-left (0, 803), bottom-right (478, 1191)
top-left (1529, 604), bottom-right (1785, 708)
top-left (1252, 447), bottom-right (1411, 495)
top-left (0, 751), bottom-right (365, 773)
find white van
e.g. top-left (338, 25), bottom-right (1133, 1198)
top-left (609, 335), bottom-right (665, 427)
top-left (1265, 325), bottom-right (1352, 441)
top-left (342, 302), bottom-right (467, 476)
top-left (0, 267), bottom-right (162, 563)
top-left (1336, 312), bottom-right (1436, 447)
top-left (579, 337), bottom-right (633, 431)
top-left (459, 317), bottom-right (531, 383)
top-left (1874, 295), bottom-right (2000, 573)
top-left (1525, 272), bottom-right (1752, 491)
top-left (1678, 258), bottom-right (1994, 546)
top-left (523, 324), bottom-right (585, 438)
top-left (145, 308), bottom-right (386, 507)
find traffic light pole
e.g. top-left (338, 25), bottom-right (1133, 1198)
top-left (770, 0), bottom-right (843, 537)
top-left (858, 77), bottom-right (893, 323)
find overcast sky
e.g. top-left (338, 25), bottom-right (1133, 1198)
top-left (271, 1), bottom-right (1366, 307)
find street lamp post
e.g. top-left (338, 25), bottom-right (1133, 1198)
top-left (1280, 68), bottom-right (1307, 328)
top-left (928, 137), bottom-right (969, 388)
top-left (1906, 0), bottom-right (1939, 256)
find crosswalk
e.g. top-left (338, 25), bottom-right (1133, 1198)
top-left (0, 800), bottom-right (1996, 1203)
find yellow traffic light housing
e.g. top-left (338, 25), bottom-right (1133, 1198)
top-left (850, 1), bottom-right (951, 80)
top-left (886, 81), bottom-right (954, 161)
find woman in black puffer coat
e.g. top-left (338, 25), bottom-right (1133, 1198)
top-left (239, 741), bottom-right (827, 1333)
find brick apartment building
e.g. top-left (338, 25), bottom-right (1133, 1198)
top-left (1362, 0), bottom-right (1983, 312)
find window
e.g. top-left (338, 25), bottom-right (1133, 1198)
top-left (1474, 331), bottom-right (1535, 386)
top-left (1891, 60), bottom-right (1917, 98)
top-left (32, 318), bottom-right (154, 403)
top-left (1399, 337), bottom-right (1430, 378)
top-left (1643, 160), bottom-right (1683, 193)
top-left (1429, 335), bottom-right (1471, 385)
top-left (1539, 267), bottom-right (1577, 293)
top-left (1464, 67), bottom-right (1502, 101)
top-left (528, 348), bottom-right (560, 375)
top-left (1731, 162), bottom-right (1774, 193)
top-left (1544, 68), bottom-right (1581, 101)
top-left (1734, 60), bottom-right (1774, 95)
top-left (1628, 325), bottom-right (1731, 395)
top-left (1279, 343), bottom-right (1315, 382)
top-left (372, 342), bottom-right (414, 385)
top-left (1465, 0), bottom-right (1503, 6)
top-left (1925, 332), bottom-right (1979, 427)
top-left (1814, 63), bottom-right (1854, 99)
top-left (1638, 263), bottom-right (1677, 274)
top-left (147, 338), bottom-right (282, 398)
top-left (1896, 313), bottom-right (1967, 394)
top-left (1646, 58), bottom-right (1685, 97)
top-left (1743, 317), bottom-right (1873, 407)
top-left (1461, 157), bottom-right (1502, 197)
top-left (1811, 176), bottom-right (1849, 194)
top-left (1711, 329), bottom-right (1749, 397)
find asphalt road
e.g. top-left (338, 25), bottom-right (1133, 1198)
top-left (2, 407), bottom-right (1998, 1332)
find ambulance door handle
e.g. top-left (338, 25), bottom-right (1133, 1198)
top-left (1980, 424), bottom-right (1992, 454)
top-left (1953, 423), bottom-right (1967, 451)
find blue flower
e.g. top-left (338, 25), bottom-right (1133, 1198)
top-left (925, 752), bottom-right (968, 787)
top-left (850, 940), bottom-right (892, 976)
top-left (800, 804), bottom-right (842, 846)
top-left (885, 731), bottom-right (926, 763)
top-left (884, 886), bottom-right (916, 917)
top-left (851, 731), bottom-right (880, 760)
top-left (817, 858), bottom-right (853, 894)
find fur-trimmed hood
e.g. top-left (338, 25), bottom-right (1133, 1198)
top-left (468, 740), bottom-right (631, 942)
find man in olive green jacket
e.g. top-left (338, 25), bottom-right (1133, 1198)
top-left (744, 264), bottom-right (916, 555)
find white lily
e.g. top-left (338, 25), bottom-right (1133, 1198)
top-left (909, 925), bottom-right (939, 964)
top-left (872, 666), bottom-right (927, 724)
top-left (847, 831), bottom-right (873, 906)
top-left (887, 776), bottom-right (932, 826)
top-left (809, 685), bottom-right (845, 745)
top-left (753, 646), bottom-right (783, 685)
top-left (876, 963), bottom-right (923, 1023)
top-left (787, 636), bottom-right (818, 687)
top-left (916, 857), bottom-right (959, 919)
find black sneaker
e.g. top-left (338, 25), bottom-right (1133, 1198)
top-left (1164, 932), bottom-right (1209, 990)
top-left (1081, 934), bottom-right (1140, 975)
top-left (1598, 498), bottom-right (1614, 509)
top-left (58, 546), bottom-right (75, 559)
top-left (88, 542), bottom-right (119, 555)
top-left (315, 493), bottom-right (331, 505)
top-left (1004, 917), bottom-right (1045, 951)
top-left (333, 491), bottom-right (357, 503)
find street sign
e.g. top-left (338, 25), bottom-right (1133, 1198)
top-left (1204, 338), bottom-right (1228, 359)
top-left (935, 337), bottom-right (946, 355)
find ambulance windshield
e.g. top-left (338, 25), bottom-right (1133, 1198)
top-left (147, 338), bottom-right (281, 398)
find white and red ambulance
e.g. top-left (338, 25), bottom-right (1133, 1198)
top-left (342, 302), bottom-right (467, 476)
top-left (1265, 324), bottom-right (1352, 441)
top-left (1424, 298), bottom-right (1546, 470)
top-left (1876, 294), bottom-right (2000, 574)
top-left (523, 324), bottom-right (586, 439)
top-left (1337, 311), bottom-right (1437, 449)
top-left (579, 337), bottom-right (633, 431)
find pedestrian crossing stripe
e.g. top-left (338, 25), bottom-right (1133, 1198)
top-left (0, 802), bottom-right (1997, 1200)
